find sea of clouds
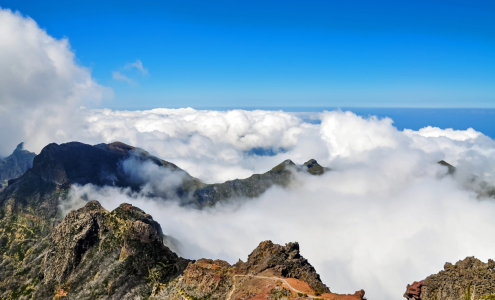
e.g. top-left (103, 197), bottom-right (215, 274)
top-left (3, 8), bottom-right (495, 300)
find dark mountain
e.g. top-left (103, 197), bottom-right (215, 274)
top-left (0, 141), bottom-right (199, 220)
top-left (1, 141), bottom-right (328, 214)
top-left (25, 141), bottom-right (194, 189)
top-left (0, 143), bottom-right (36, 188)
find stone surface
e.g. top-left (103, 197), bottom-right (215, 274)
top-left (404, 280), bottom-right (424, 300)
top-left (1, 200), bottom-right (190, 299)
top-left (239, 240), bottom-right (330, 294)
top-left (405, 256), bottom-right (495, 300)
top-left (153, 240), bottom-right (365, 300)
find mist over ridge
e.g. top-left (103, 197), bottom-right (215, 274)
top-left (58, 111), bottom-right (495, 300)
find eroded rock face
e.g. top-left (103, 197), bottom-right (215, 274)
top-left (2, 200), bottom-right (190, 299)
top-left (404, 280), bottom-right (424, 300)
top-left (0, 199), bottom-right (364, 300)
top-left (239, 240), bottom-right (330, 294)
top-left (405, 257), bottom-right (495, 300)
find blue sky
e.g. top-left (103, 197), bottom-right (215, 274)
top-left (1, 0), bottom-right (494, 109)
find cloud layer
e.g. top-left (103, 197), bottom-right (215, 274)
top-left (59, 109), bottom-right (495, 300)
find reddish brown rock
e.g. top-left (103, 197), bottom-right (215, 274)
top-left (354, 289), bottom-right (366, 299)
top-left (404, 280), bottom-right (424, 300)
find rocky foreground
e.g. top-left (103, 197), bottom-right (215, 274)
top-left (404, 257), bottom-right (495, 300)
top-left (0, 200), bottom-right (365, 300)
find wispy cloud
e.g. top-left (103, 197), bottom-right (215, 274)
top-left (112, 71), bottom-right (135, 85)
top-left (124, 59), bottom-right (148, 75)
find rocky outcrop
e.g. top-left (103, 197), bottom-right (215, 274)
top-left (404, 257), bottom-right (495, 300)
top-left (0, 143), bottom-right (36, 187)
top-left (153, 240), bottom-right (365, 300)
top-left (1, 200), bottom-right (190, 299)
top-left (238, 240), bottom-right (330, 294)
top-left (404, 280), bottom-right (424, 300)
top-left (1, 199), bottom-right (365, 300)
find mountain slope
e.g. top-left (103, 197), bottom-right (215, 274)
top-left (404, 256), bottom-right (495, 300)
top-left (153, 240), bottom-right (364, 300)
top-left (0, 143), bottom-right (36, 188)
top-left (1, 200), bottom-right (365, 300)
top-left (1, 201), bottom-right (190, 299)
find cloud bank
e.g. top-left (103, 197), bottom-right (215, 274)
top-left (60, 109), bottom-right (495, 300)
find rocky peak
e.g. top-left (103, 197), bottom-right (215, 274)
top-left (405, 256), bottom-right (495, 300)
top-left (14, 142), bottom-right (25, 152)
top-left (95, 141), bottom-right (135, 153)
top-left (152, 240), bottom-right (365, 300)
top-left (438, 160), bottom-right (456, 174)
top-left (0, 142), bottom-right (36, 184)
top-left (240, 240), bottom-right (330, 294)
top-left (33, 200), bottom-right (190, 299)
top-left (270, 159), bottom-right (296, 172)
top-left (43, 200), bottom-right (108, 283)
top-left (304, 159), bottom-right (329, 175)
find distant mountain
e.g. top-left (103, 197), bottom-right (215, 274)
top-left (438, 160), bottom-right (495, 199)
top-left (0, 142), bottom-right (36, 188)
top-left (1, 141), bottom-right (328, 213)
top-left (195, 158), bottom-right (329, 205)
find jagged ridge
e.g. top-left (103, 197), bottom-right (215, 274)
top-left (404, 257), bottom-right (495, 300)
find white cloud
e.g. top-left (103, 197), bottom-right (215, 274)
top-left (0, 8), bottom-right (112, 155)
top-left (405, 126), bottom-right (481, 141)
top-left (112, 71), bottom-right (135, 85)
top-left (69, 157), bottom-right (495, 300)
top-left (124, 59), bottom-right (148, 75)
top-left (50, 107), bottom-right (495, 300)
